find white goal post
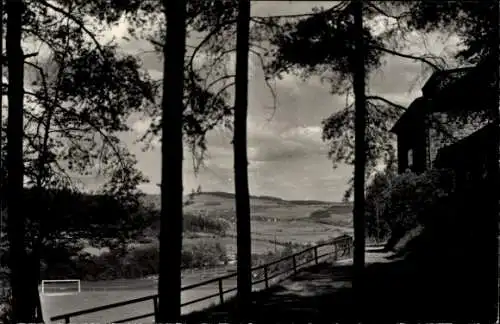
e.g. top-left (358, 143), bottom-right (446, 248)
top-left (41, 279), bottom-right (81, 295)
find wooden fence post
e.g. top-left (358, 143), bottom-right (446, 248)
top-left (153, 296), bottom-right (159, 321)
top-left (264, 265), bottom-right (269, 289)
top-left (218, 278), bottom-right (224, 304)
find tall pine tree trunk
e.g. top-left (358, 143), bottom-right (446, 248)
top-left (233, 0), bottom-right (252, 321)
top-left (27, 70), bottom-right (59, 323)
top-left (6, 0), bottom-right (30, 322)
top-left (158, 0), bottom-right (186, 321)
top-left (0, 0), bottom-right (4, 214)
top-left (485, 6), bottom-right (499, 320)
top-left (352, 0), bottom-right (366, 320)
top-left (0, 0), bottom-right (5, 271)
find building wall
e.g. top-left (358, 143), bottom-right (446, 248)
top-left (396, 111), bottom-right (488, 174)
top-left (427, 112), bottom-right (490, 168)
top-left (396, 123), bottom-right (427, 174)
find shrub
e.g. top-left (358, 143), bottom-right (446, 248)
top-left (364, 171), bottom-right (395, 241)
top-left (183, 211), bottom-right (231, 236)
top-left (68, 239), bottom-right (228, 280)
top-left (381, 169), bottom-right (454, 226)
top-left (366, 169), bottom-right (455, 250)
top-left (181, 239), bottom-right (227, 268)
top-left (0, 298), bottom-right (11, 324)
top-left (0, 273), bottom-right (10, 324)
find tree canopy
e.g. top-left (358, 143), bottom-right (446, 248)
top-left (131, 0), bottom-right (497, 199)
top-left (261, 1), bottom-right (497, 198)
top-left (0, 0), bottom-right (229, 320)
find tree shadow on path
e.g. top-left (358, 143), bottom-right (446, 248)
top-left (183, 253), bottom-right (496, 323)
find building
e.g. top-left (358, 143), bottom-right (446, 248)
top-left (390, 96), bottom-right (429, 173)
top-left (390, 55), bottom-right (496, 173)
top-left (389, 54), bottom-right (498, 321)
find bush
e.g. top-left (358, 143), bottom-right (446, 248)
top-left (0, 274), bottom-right (10, 324)
top-left (0, 298), bottom-right (11, 324)
top-left (67, 239), bottom-right (228, 281)
top-left (365, 171), bottom-right (395, 242)
top-left (181, 239), bottom-right (227, 268)
top-left (365, 169), bottom-right (455, 250)
top-left (381, 169), bottom-right (454, 226)
top-left (183, 211), bottom-right (230, 236)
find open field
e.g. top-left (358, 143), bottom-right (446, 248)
top-left (140, 192), bottom-right (353, 251)
top-left (42, 275), bottom-right (260, 323)
top-left (42, 236), bottom-right (500, 324)
top-left (41, 243), bottom-right (339, 323)
top-left (41, 270), bottom-right (238, 323)
top-left (142, 192), bottom-right (352, 226)
top-left (39, 192), bottom-right (352, 322)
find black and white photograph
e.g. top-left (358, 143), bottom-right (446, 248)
top-left (0, 1), bottom-right (498, 323)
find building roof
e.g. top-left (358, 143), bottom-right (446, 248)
top-left (390, 96), bottom-right (427, 134)
top-left (430, 56), bottom-right (497, 111)
top-left (391, 56), bottom-right (496, 134)
top-left (421, 67), bottom-right (473, 98)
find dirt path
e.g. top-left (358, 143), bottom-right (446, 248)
top-left (183, 247), bottom-right (495, 323)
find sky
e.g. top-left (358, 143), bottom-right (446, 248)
top-left (80, 1), bottom-right (461, 202)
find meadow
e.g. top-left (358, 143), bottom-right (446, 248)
top-left (142, 191), bottom-right (353, 250)
top-left (41, 192), bottom-right (353, 323)
top-left (42, 242), bottom-right (337, 323)
top-left (42, 275), bottom-right (238, 323)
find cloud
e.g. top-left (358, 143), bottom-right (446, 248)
top-left (247, 125), bottom-right (326, 163)
top-left (122, 109), bottom-right (339, 200)
top-left (99, 16), bottom-right (130, 43)
top-left (93, 1), bottom-right (463, 202)
top-left (251, 1), bottom-right (331, 17)
top-left (131, 117), bottom-right (151, 135)
top-left (282, 125), bottom-right (323, 142)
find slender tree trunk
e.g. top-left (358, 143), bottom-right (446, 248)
top-left (0, 0), bottom-right (5, 304)
top-left (0, 0), bottom-right (4, 209)
top-left (26, 71), bottom-right (59, 323)
top-left (485, 7), bottom-right (499, 321)
top-left (158, 0), bottom-right (186, 321)
top-left (352, 0), bottom-right (366, 320)
top-left (6, 0), bottom-right (30, 322)
top-left (0, 0), bottom-right (4, 254)
top-left (233, 0), bottom-right (252, 321)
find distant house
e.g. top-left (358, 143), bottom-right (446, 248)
top-left (226, 252), bottom-right (237, 265)
top-left (390, 56), bottom-right (496, 174)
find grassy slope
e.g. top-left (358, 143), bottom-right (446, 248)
top-left (140, 192), bottom-right (353, 254)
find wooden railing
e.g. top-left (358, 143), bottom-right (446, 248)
top-left (50, 235), bottom-right (353, 324)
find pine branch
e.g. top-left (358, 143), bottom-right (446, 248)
top-left (24, 90), bottom-right (127, 173)
top-left (370, 45), bottom-right (443, 71)
top-left (366, 95), bottom-right (407, 111)
top-left (37, 0), bottom-right (105, 58)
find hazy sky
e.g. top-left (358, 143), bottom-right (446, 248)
top-left (81, 1), bottom-right (460, 202)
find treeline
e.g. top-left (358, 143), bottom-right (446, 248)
top-left (145, 211), bottom-right (232, 237)
top-left (41, 239), bottom-right (228, 281)
top-left (41, 240), bottom-right (312, 281)
top-left (1, 195), bottom-right (235, 282)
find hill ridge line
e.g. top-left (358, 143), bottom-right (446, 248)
top-left (143, 191), bottom-right (351, 206)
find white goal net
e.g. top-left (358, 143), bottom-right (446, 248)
top-left (41, 279), bottom-right (81, 296)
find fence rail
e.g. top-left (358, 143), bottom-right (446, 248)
top-left (50, 234), bottom-right (353, 324)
